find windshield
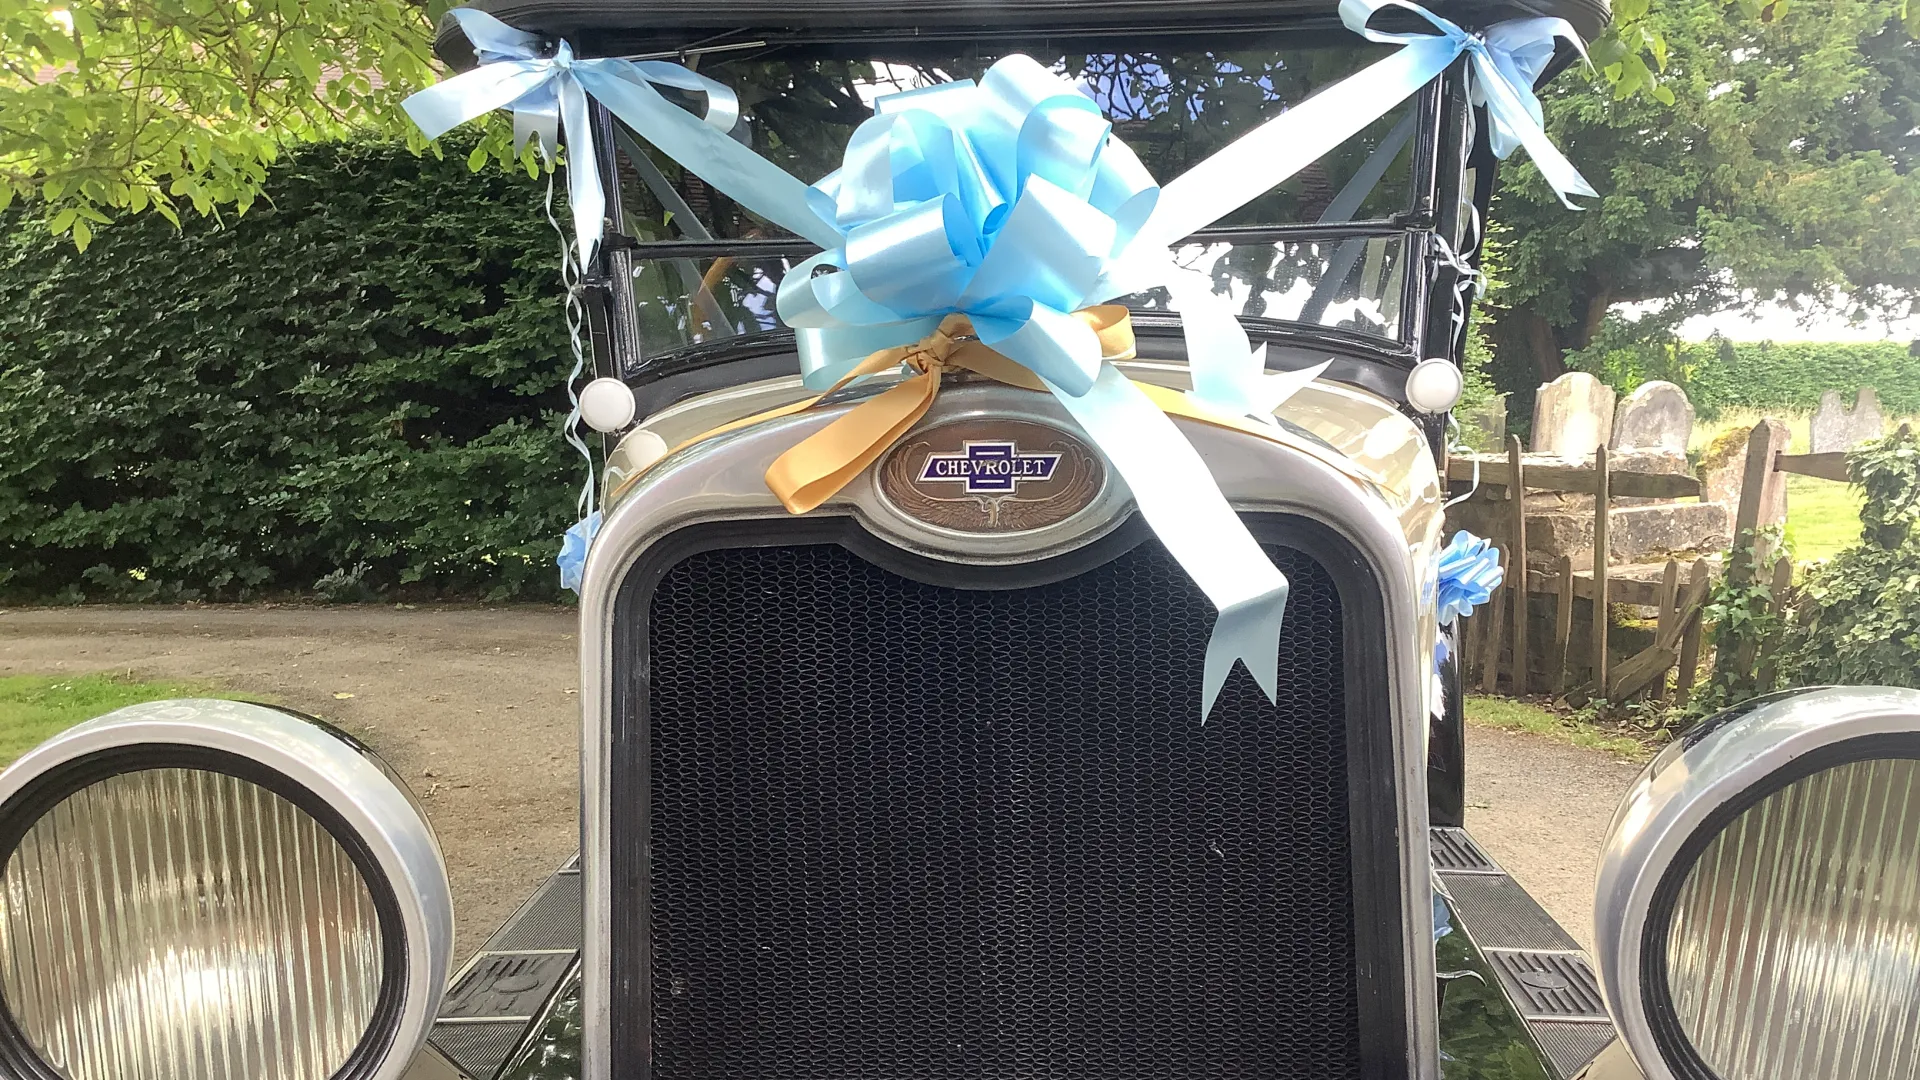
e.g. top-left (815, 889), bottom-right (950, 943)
top-left (611, 34), bottom-right (1423, 360)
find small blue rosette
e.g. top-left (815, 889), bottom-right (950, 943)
top-left (1435, 530), bottom-right (1504, 626)
top-left (556, 511), bottom-right (602, 594)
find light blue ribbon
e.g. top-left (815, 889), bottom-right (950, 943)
top-left (1125, 0), bottom-right (1594, 259)
top-left (1435, 530), bottom-right (1505, 625)
top-left (403, 9), bottom-right (840, 266)
top-left (411, 4), bottom-right (1590, 716)
top-left (767, 56), bottom-right (1304, 720)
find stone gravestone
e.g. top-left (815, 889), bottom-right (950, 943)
top-left (1701, 418), bottom-right (1789, 530)
top-left (1610, 380), bottom-right (1694, 453)
top-left (1530, 372), bottom-right (1615, 458)
top-left (1810, 388), bottom-right (1886, 453)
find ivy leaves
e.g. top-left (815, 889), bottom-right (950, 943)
top-left (1853, 429), bottom-right (1920, 547)
top-left (1776, 428), bottom-right (1920, 691)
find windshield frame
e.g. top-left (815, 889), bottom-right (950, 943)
top-left (578, 29), bottom-right (1478, 410)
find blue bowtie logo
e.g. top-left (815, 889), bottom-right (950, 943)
top-left (917, 441), bottom-right (1063, 495)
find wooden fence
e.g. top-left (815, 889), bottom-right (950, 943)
top-left (1451, 422), bottom-right (1834, 705)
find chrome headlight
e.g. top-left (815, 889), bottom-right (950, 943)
top-left (0, 700), bottom-right (453, 1080)
top-left (1595, 686), bottom-right (1920, 1080)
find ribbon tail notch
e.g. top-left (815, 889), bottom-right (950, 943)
top-left (1202, 588), bottom-right (1290, 723)
top-left (1041, 366), bottom-right (1294, 724)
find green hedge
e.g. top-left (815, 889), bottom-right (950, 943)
top-left (1687, 339), bottom-right (1920, 418)
top-left (1567, 328), bottom-right (1920, 419)
top-left (0, 137), bottom-right (577, 602)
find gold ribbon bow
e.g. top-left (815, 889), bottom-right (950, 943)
top-left (772, 307), bottom-right (1137, 512)
top-left (686, 306), bottom-right (1136, 514)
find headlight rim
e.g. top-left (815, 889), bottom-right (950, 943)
top-left (1636, 731), bottom-right (1920, 1080)
top-left (0, 743), bottom-right (411, 1080)
top-left (1594, 685), bottom-right (1920, 1080)
top-left (0, 699), bottom-right (452, 1080)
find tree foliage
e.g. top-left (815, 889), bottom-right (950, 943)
top-left (0, 135), bottom-right (576, 602)
top-left (0, 0), bottom-right (444, 248)
top-left (1484, 0), bottom-right (1920, 385)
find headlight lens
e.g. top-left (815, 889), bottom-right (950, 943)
top-left (0, 766), bottom-right (385, 1080)
top-left (1662, 756), bottom-right (1920, 1080)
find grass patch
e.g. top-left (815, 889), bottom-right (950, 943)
top-left (1690, 407), bottom-right (1917, 566)
top-left (1784, 474), bottom-right (1866, 563)
top-left (1464, 694), bottom-right (1654, 761)
top-left (0, 673), bottom-right (243, 769)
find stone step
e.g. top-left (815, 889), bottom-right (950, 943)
top-left (1520, 501), bottom-right (1730, 570)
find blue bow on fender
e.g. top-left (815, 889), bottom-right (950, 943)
top-left (1436, 531), bottom-right (1506, 625)
top-left (556, 511), bottom-right (602, 593)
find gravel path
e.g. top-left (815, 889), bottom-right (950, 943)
top-left (1465, 725), bottom-right (1645, 950)
top-left (0, 605), bottom-right (1641, 957)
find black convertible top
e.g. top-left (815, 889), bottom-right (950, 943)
top-left (434, 0), bottom-right (1611, 68)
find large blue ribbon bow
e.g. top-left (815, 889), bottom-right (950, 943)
top-left (408, 4), bottom-right (1590, 717)
top-left (773, 53), bottom-right (1311, 719)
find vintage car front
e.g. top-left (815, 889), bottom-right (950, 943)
top-left (3, 2), bottom-right (1920, 1080)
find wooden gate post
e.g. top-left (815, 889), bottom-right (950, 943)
top-left (1674, 558), bottom-right (1709, 706)
top-left (1479, 547), bottom-right (1509, 694)
top-left (1755, 556), bottom-right (1796, 689)
top-left (1731, 421), bottom-right (1789, 575)
top-left (1551, 555), bottom-right (1575, 694)
top-left (1591, 445), bottom-right (1611, 694)
top-left (1650, 559), bottom-right (1681, 702)
top-left (1507, 435), bottom-right (1530, 696)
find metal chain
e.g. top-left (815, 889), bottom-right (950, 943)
top-left (544, 165), bottom-right (598, 519)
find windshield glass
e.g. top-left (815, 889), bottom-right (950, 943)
top-left (613, 34), bottom-right (1420, 357)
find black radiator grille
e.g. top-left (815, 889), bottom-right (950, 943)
top-left (638, 537), bottom-right (1363, 1080)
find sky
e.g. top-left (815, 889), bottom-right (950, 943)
top-left (1682, 303), bottom-right (1920, 344)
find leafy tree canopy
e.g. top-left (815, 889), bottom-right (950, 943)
top-left (1485, 0), bottom-right (1920, 383)
top-left (0, 0), bottom-right (445, 248)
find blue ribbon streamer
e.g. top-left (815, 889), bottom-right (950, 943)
top-left (410, 4), bottom-right (1589, 716)
top-left (403, 8), bottom-right (839, 265)
top-left (1126, 0), bottom-right (1593, 257)
top-left (1435, 530), bottom-right (1505, 625)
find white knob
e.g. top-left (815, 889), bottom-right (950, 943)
top-left (1405, 358), bottom-right (1465, 414)
top-left (579, 377), bottom-right (637, 433)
